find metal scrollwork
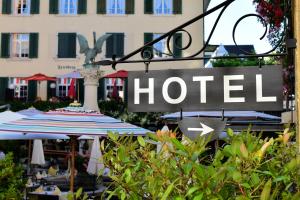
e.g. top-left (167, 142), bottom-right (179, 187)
top-left (94, 0), bottom-right (288, 69)
top-left (232, 14), bottom-right (285, 55)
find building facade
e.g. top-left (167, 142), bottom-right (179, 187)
top-left (0, 0), bottom-right (210, 102)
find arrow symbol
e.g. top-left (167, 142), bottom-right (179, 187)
top-left (188, 123), bottom-right (214, 136)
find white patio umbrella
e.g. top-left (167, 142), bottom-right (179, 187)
top-left (87, 136), bottom-right (104, 175)
top-left (31, 139), bottom-right (45, 165)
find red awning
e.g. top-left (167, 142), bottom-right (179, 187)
top-left (105, 70), bottom-right (128, 78)
top-left (22, 73), bottom-right (56, 81)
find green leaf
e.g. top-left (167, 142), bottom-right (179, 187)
top-left (227, 128), bottom-right (234, 137)
top-left (260, 179), bottom-right (272, 200)
top-left (186, 186), bottom-right (200, 197)
top-left (121, 192), bottom-right (126, 200)
top-left (75, 187), bottom-right (82, 199)
top-left (232, 171), bottom-right (242, 182)
top-left (137, 136), bottom-right (146, 147)
top-left (193, 193), bottom-right (203, 200)
top-left (182, 163), bottom-right (193, 175)
top-left (124, 168), bottom-right (132, 183)
top-left (161, 181), bottom-right (176, 200)
top-left (170, 138), bottom-right (186, 152)
top-left (241, 183), bottom-right (251, 189)
top-left (108, 132), bottom-right (119, 141)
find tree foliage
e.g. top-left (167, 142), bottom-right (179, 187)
top-left (102, 128), bottom-right (300, 199)
top-left (0, 153), bottom-right (25, 199)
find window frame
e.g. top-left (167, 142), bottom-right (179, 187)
top-left (59, 0), bottom-right (78, 15)
top-left (14, 0), bottom-right (31, 15)
top-left (105, 78), bottom-right (124, 100)
top-left (56, 78), bottom-right (74, 97)
top-left (106, 0), bottom-right (125, 15)
top-left (8, 77), bottom-right (28, 100)
top-left (153, 33), bottom-right (171, 58)
top-left (154, 0), bottom-right (173, 15)
top-left (10, 33), bottom-right (30, 59)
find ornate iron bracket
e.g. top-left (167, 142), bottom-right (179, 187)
top-left (94, 0), bottom-right (288, 70)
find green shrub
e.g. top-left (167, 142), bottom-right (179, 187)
top-left (0, 153), bottom-right (25, 199)
top-left (102, 129), bottom-right (300, 199)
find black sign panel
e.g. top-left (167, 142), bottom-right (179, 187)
top-left (128, 66), bottom-right (283, 112)
top-left (179, 117), bottom-right (227, 141)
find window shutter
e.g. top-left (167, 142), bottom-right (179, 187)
top-left (106, 33), bottom-right (124, 58)
top-left (97, 0), bottom-right (106, 14)
top-left (30, 0), bottom-right (40, 14)
top-left (97, 78), bottom-right (105, 100)
top-left (78, 0), bottom-right (87, 14)
top-left (115, 33), bottom-right (124, 57)
top-left (106, 34), bottom-right (113, 58)
top-left (78, 78), bottom-right (84, 103)
top-left (49, 0), bottom-right (59, 14)
top-left (1, 33), bottom-right (10, 58)
top-left (28, 81), bottom-right (37, 102)
top-left (29, 33), bottom-right (39, 58)
top-left (125, 0), bottom-right (134, 14)
top-left (124, 78), bottom-right (128, 104)
top-left (144, 0), bottom-right (153, 14)
top-left (173, 33), bottom-right (182, 58)
top-left (173, 0), bottom-right (182, 14)
top-left (0, 77), bottom-right (8, 103)
top-left (2, 0), bottom-right (12, 14)
top-left (58, 33), bottom-right (77, 58)
top-left (144, 33), bottom-right (153, 57)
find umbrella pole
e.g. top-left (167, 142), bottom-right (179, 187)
top-left (70, 136), bottom-right (75, 192)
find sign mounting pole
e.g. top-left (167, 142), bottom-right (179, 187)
top-left (294, 0), bottom-right (300, 154)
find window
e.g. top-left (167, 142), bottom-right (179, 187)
top-left (9, 77), bottom-right (28, 100)
top-left (105, 78), bottom-right (124, 100)
top-left (59, 0), bottom-right (77, 15)
top-left (107, 0), bottom-right (125, 14)
top-left (14, 0), bottom-right (31, 15)
top-left (57, 78), bottom-right (73, 97)
top-left (11, 33), bottom-right (29, 58)
top-left (153, 33), bottom-right (169, 58)
top-left (154, 0), bottom-right (172, 15)
top-left (106, 33), bottom-right (125, 58)
top-left (57, 33), bottom-right (77, 58)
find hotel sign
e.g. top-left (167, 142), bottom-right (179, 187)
top-left (128, 66), bottom-right (283, 112)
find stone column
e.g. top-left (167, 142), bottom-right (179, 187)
top-left (79, 66), bottom-right (103, 112)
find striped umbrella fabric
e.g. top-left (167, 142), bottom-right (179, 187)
top-left (0, 110), bottom-right (150, 136)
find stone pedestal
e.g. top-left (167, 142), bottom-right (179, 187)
top-left (79, 66), bottom-right (103, 112)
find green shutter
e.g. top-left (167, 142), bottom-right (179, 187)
top-left (2, 0), bottom-right (12, 14)
top-left (144, 0), bottom-right (153, 14)
top-left (173, 33), bottom-right (182, 58)
top-left (78, 0), bottom-right (87, 14)
top-left (124, 78), bottom-right (128, 104)
top-left (49, 0), bottom-right (59, 14)
top-left (115, 33), bottom-right (124, 57)
top-left (30, 0), bottom-right (40, 14)
top-left (47, 81), bottom-right (56, 100)
top-left (1, 33), bottom-right (10, 58)
top-left (173, 0), bottom-right (182, 14)
top-left (144, 33), bottom-right (153, 58)
top-left (106, 33), bottom-right (113, 58)
top-left (98, 78), bottom-right (105, 101)
top-left (125, 0), bottom-right (134, 14)
top-left (29, 33), bottom-right (39, 58)
top-left (97, 0), bottom-right (106, 14)
top-left (28, 81), bottom-right (37, 102)
top-left (0, 77), bottom-right (8, 103)
top-left (106, 33), bottom-right (124, 58)
top-left (58, 33), bottom-right (76, 58)
top-left (78, 78), bottom-right (84, 104)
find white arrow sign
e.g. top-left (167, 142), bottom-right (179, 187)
top-left (188, 123), bottom-right (214, 136)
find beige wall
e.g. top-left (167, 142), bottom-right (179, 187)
top-left (0, 0), bottom-right (204, 78)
